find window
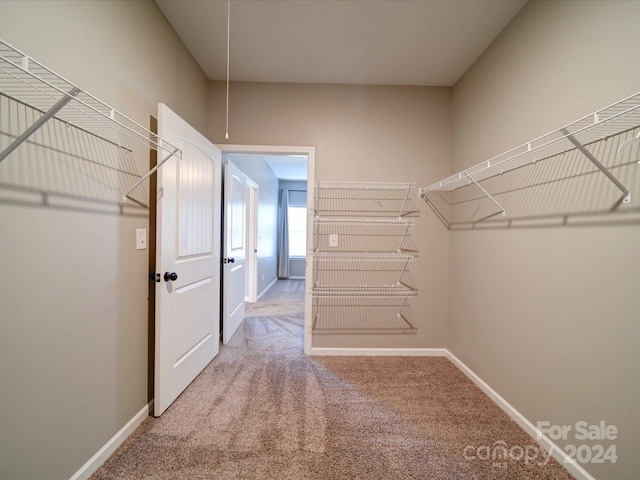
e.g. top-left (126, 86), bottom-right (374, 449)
top-left (287, 190), bottom-right (307, 257)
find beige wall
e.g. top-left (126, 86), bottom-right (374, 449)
top-left (450, 1), bottom-right (640, 478)
top-left (209, 82), bottom-right (452, 349)
top-left (0, 1), bottom-right (209, 478)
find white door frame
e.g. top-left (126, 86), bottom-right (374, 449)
top-left (222, 159), bottom-right (248, 344)
top-left (220, 144), bottom-right (314, 355)
top-left (245, 178), bottom-right (259, 303)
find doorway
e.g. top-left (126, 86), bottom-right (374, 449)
top-left (221, 145), bottom-right (314, 355)
top-left (148, 142), bottom-right (315, 411)
top-left (245, 178), bottom-right (259, 303)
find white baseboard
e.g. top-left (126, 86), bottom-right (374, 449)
top-left (257, 277), bottom-right (278, 301)
top-left (445, 351), bottom-right (594, 480)
top-left (309, 347), bottom-right (448, 356)
top-left (70, 401), bottom-right (153, 480)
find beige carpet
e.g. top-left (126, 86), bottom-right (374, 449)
top-left (91, 279), bottom-right (574, 479)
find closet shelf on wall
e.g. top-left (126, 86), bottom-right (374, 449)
top-left (312, 253), bottom-right (416, 291)
top-left (313, 218), bottom-right (418, 254)
top-left (311, 286), bottom-right (416, 297)
top-left (314, 180), bottom-right (419, 217)
top-left (420, 91), bottom-right (640, 228)
top-left (0, 39), bottom-right (180, 203)
top-left (311, 181), bottom-right (419, 335)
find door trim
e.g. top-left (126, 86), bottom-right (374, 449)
top-left (245, 177), bottom-right (259, 303)
top-left (219, 144), bottom-right (315, 355)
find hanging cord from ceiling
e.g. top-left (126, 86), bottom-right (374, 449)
top-left (225, 0), bottom-right (230, 140)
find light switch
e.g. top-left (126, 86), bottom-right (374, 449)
top-left (136, 228), bottom-right (147, 250)
top-left (329, 233), bottom-right (338, 247)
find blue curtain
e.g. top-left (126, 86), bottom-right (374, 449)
top-left (277, 188), bottom-right (290, 278)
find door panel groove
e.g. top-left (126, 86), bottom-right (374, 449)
top-left (155, 103), bottom-right (221, 417)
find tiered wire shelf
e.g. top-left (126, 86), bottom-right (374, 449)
top-left (0, 38), bottom-right (180, 206)
top-left (420, 91), bottom-right (640, 228)
top-left (313, 218), bottom-right (417, 254)
top-left (311, 296), bottom-right (417, 335)
top-left (314, 181), bottom-right (419, 217)
top-left (312, 253), bottom-right (416, 290)
top-left (311, 181), bottom-right (419, 335)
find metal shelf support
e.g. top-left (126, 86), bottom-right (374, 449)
top-left (122, 145), bottom-right (181, 203)
top-left (0, 87), bottom-right (80, 164)
top-left (617, 132), bottom-right (640, 162)
top-left (464, 171), bottom-right (506, 222)
top-left (560, 127), bottom-right (631, 203)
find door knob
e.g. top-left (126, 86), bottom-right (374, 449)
top-left (164, 271), bottom-right (178, 282)
top-left (228, 258), bottom-right (235, 263)
top-left (223, 258), bottom-right (235, 264)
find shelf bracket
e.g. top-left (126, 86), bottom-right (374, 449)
top-left (397, 257), bottom-right (410, 286)
top-left (399, 186), bottom-right (410, 217)
top-left (398, 221), bottom-right (411, 253)
top-left (0, 87), bottom-right (81, 164)
top-left (122, 145), bottom-right (181, 203)
top-left (396, 296), bottom-right (414, 330)
top-left (560, 128), bottom-right (631, 203)
top-left (463, 171), bottom-right (506, 222)
top-left (617, 132), bottom-right (640, 163)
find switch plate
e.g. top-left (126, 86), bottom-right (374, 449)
top-left (329, 233), bottom-right (338, 247)
top-left (136, 228), bottom-right (147, 250)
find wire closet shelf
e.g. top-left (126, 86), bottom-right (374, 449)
top-left (311, 181), bottom-right (419, 335)
top-left (0, 38), bottom-right (180, 202)
top-left (313, 218), bottom-right (418, 254)
top-left (312, 254), bottom-right (417, 295)
top-left (314, 180), bottom-right (419, 217)
top-left (419, 91), bottom-right (640, 227)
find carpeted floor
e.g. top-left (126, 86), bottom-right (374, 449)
top-left (91, 279), bottom-right (574, 479)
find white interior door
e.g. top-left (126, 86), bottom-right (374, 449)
top-left (246, 180), bottom-right (259, 303)
top-left (155, 103), bottom-right (221, 417)
top-left (222, 160), bottom-right (247, 343)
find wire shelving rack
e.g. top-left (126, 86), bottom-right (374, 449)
top-left (311, 181), bottom-right (419, 335)
top-left (0, 38), bottom-right (181, 204)
top-left (420, 92), bottom-right (640, 228)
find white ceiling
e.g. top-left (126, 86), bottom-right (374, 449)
top-left (226, 153), bottom-right (308, 181)
top-left (155, 0), bottom-right (527, 86)
top-left (262, 154), bottom-right (308, 181)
